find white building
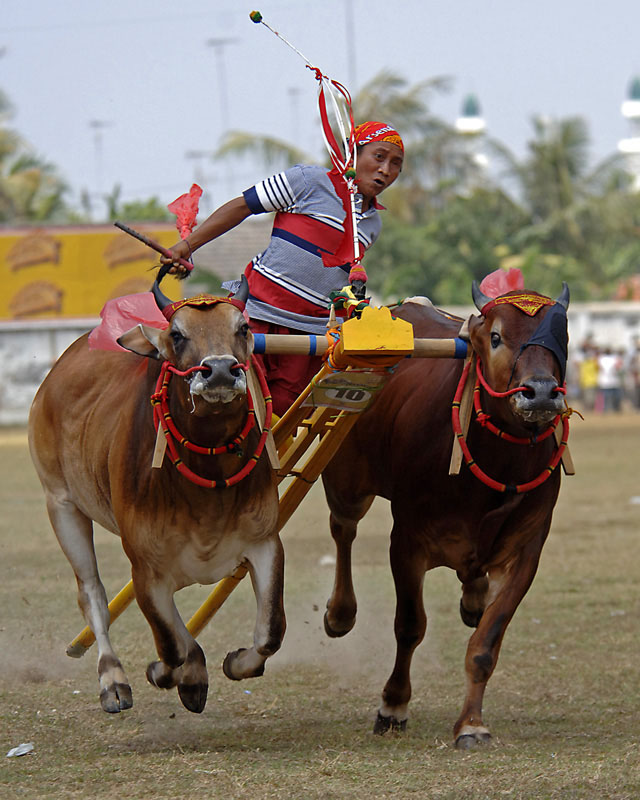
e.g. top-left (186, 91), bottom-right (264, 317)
top-left (618, 76), bottom-right (640, 191)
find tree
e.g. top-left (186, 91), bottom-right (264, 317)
top-left (0, 88), bottom-right (69, 223)
top-left (105, 184), bottom-right (172, 222)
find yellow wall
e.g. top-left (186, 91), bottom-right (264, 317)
top-left (0, 224), bottom-right (183, 319)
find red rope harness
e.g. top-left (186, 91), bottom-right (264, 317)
top-left (150, 358), bottom-right (273, 489)
top-left (451, 357), bottom-right (569, 494)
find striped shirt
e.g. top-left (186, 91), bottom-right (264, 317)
top-left (239, 164), bottom-right (383, 334)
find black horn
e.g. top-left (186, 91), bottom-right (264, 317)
top-left (471, 280), bottom-right (493, 313)
top-left (151, 263), bottom-right (174, 312)
top-left (232, 274), bottom-right (250, 308)
top-left (555, 281), bottom-right (570, 310)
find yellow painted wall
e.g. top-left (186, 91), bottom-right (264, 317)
top-left (0, 224), bottom-right (183, 319)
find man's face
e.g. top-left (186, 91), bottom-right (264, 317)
top-left (355, 142), bottom-right (404, 204)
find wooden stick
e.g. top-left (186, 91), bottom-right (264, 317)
top-left (185, 565), bottom-right (249, 638)
top-left (555, 426), bottom-right (576, 475)
top-left (114, 221), bottom-right (194, 273)
top-left (449, 354), bottom-right (476, 476)
top-left (254, 333), bottom-right (468, 359)
top-left (246, 367), bottom-right (279, 470)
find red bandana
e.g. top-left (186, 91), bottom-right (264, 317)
top-left (354, 121), bottom-right (404, 153)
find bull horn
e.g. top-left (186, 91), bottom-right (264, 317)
top-left (471, 280), bottom-right (492, 313)
top-left (555, 281), bottom-right (570, 310)
top-left (232, 274), bottom-right (250, 307)
top-left (151, 263), bottom-right (173, 312)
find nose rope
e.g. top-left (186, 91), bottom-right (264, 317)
top-left (451, 357), bottom-right (570, 493)
top-left (148, 358), bottom-right (274, 492)
top-left (476, 358), bottom-right (566, 398)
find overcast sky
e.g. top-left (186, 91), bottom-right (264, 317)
top-left (2, 0), bottom-right (639, 218)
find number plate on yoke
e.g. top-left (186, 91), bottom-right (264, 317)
top-left (303, 370), bottom-right (389, 412)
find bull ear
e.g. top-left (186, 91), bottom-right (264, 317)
top-left (471, 280), bottom-right (492, 313)
top-left (117, 324), bottom-right (164, 359)
top-left (232, 274), bottom-right (249, 307)
top-left (555, 281), bottom-right (570, 310)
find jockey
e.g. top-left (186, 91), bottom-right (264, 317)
top-left (162, 121), bottom-right (404, 416)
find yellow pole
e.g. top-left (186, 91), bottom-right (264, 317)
top-left (185, 564), bottom-right (249, 638)
top-left (66, 579), bottom-right (136, 658)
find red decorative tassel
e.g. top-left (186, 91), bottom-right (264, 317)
top-left (167, 184), bottom-right (203, 240)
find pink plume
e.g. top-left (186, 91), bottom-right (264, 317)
top-left (88, 293), bottom-right (168, 352)
top-left (167, 184), bottom-right (203, 240)
top-left (479, 268), bottom-right (524, 298)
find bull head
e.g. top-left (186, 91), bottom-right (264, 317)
top-left (117, 275), bottom-right (253, 410)
top-left (469, 281), bottom-right (571, 427)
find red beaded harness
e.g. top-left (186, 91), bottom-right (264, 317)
top-left (451, 355), bottom-right (569, 495)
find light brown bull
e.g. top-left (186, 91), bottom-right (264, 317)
top-left (321, 283), bottom-right (570, 747)
top-left (29, 277), bottom-right (285, 714)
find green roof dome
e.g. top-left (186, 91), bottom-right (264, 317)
top-left (629, 77), bottom-right (640, 101)
top-left (461, 94), bottom-right (481, 118)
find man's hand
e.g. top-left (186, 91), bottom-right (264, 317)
top-left (159, 239), bottom-right (193, 278)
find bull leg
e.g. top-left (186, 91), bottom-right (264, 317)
top-left (134, 576), bottom-right (208, 714)
top-left (375, 528), bottom-right (427, 734)
top-left (223, 536), bottom-right (285, 680)
top-left (324, 496), bottom-right (375, 638)
top-left (46, 497), bottom-right (132, 713)
top-left (459, 573), bottom-right (490, 628)
top-left (454, 537), bottom-right (545, 749)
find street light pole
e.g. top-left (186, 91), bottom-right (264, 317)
top-left (206, 37), bottom-right (238, 199)
top-left (185, 149), bottom-right (216, 214)
top-left (88, 119), bottom-right (112, 221)
top-left (206, 37), bottom-right (238, 137)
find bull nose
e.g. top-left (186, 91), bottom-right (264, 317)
top-left (518, 378), bottom-right (564, 407)
top-left (200, 356), bottom-right (242, 386)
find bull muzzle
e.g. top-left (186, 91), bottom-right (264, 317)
top-left (512, 376), bottom-right (565, 423)
top-left (189, 356), bottom-right (247, 404)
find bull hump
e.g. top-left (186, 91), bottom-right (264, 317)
top-left (396, 302), bottom-right (463, 336)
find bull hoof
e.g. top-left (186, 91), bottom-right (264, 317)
top-left (222, 648), bottom-right (266, 681)
top-left (373, 711), bottom-right (407, 735)
top-left (146, 660), bottom-right (176, 690)
top-left (455, 732), bottom-right (492, 750)
top-left (178, 681), bottom-right (208, 714)
top-left (323, 609), bottom-right (355, 638)
top-left (99, 682), bottom-right (133, 713)
top-left (459, 599), bottom-right (483, 628)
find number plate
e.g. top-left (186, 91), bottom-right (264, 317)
top-left (303, 370), bottom-right (389, 412)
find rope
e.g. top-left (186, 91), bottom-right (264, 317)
top-left (150, 358), bottom-right (273, 488)
top-left (451, 358), bottom-right (570, 494)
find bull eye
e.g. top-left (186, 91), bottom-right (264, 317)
top-left (239, 323), bottom-right (249, 338)
top-left (170, 329), bottom-right (186, 347)
top-left (490, 332), bottom-right (501, 349)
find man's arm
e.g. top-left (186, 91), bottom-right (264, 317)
top-left (162, 195), bottom-right (252, 273)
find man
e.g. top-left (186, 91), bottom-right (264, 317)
top-left (163, 121), bottom-right (404, 416)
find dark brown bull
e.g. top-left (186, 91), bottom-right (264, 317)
top-left (28, 277), bottom-right (285, 714)
top-left (321, 283), bottom-right (570, 748)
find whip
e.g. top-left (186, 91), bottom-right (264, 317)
top-left (249, 10), bottom-right (365, 290)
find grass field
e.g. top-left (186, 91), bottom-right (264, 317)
top-left (0, 413), bottom-right (639, 799)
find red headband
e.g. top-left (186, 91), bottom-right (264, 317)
top-left (480, 293), bottom-right (555, 317)
top-left (162, 294), bottom-right (246, 321)
top-left (354, 121), bottom-right (404, 154)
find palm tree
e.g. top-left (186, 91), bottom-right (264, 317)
top-left (0, 87), bottom-right (68, 223)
